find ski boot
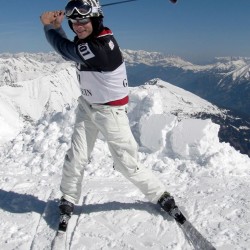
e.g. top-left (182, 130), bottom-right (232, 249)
top-left (158, 192), bottom-right (186, 224)
top-left (58, 197), bottom-right (74, 232)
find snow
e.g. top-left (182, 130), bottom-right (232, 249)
top-left (0, 97), bottom-right (23, 144)
top-left (0, 66), bottom-right (80, 145)
top-left (0, 61), bottom-right (250, 249)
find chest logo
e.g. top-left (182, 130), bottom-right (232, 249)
top-left (78, 43), bottom-right (95, 60)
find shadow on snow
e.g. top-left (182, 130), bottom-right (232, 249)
top-left (0, 189), bottom-right (172, 231)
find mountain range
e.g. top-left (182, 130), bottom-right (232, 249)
top-left (0, 51), bottom-right (249, 156)
top-left (123, 49), bottom-right (250, 118)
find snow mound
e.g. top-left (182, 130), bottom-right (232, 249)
top-left (139, 112), bottom-right (221, 161)
top-left (140, 114), bottom-right (177, 152)
top-left (169, 118), bottom-right (220, 160)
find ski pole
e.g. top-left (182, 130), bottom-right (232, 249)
top-left (102, 0), bottom-right (137, 7)
top-left (102, 0), bottom-right (177, 8)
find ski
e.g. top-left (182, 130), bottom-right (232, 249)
top-left (51, 195), bottom-right (86, 250)
top-left (158, 192), bottom-right (215, 249)
top-left (51, 201), bottom-right (73, 250)
top-left (51, 231), bottom-right (67, 250)
top-left (169, 208), bottom-right (216, 250)
top-left (180, 220), bottom-right (216, 250)
top-left (30, 190), bottom-right (59, 250)
top-left (52, 213), bottom-right (72, 249)
top-left (51, 214), bottom-right (71, 250)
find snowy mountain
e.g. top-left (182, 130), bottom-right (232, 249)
top-left (2, 51), bottom-right (250, 111)
top-left (0, 52), bottom-right (250, 249)
top-left (123, 49), bottom-right (250, 117)
top-left (0, 52), bottom-right (70, 87)
top-left (0, 52), bottom-right (249, 156)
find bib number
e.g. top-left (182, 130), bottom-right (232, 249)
top-left (78, 43), bottom-right (95, 60)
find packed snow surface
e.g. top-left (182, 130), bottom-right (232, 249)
top-left (0, 65), bottom-right (249, 249)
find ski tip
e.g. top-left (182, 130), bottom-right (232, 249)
top-left (169, 0), bottom-right (177, 4)
top-left (52, 232), bottom-right (66, 250)
top-left (56, 230), bottom-right (66, 237)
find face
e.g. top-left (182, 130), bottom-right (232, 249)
top-left (72, 20), bottom-right (93, 39)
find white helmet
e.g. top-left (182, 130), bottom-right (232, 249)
top-left (65, 0), bottom-right (103, 20)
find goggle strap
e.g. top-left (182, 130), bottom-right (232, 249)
top-left (92, 7), bottom-right (99, 13)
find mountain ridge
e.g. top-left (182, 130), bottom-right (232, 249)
top-left (0, 52), bottom-right (249, 156)
top-left (122, 49), bottom-right (250, 117)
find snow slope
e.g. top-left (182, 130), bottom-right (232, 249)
top-left (0, 77), bottom-right (250, 249)
top-left (0, 66), bottom-right (80, 145)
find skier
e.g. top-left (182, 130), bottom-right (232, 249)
top-left (40, 0), bottom-right (185, 232)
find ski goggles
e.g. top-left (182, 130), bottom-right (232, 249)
top-left (65, 1), bottom-right (93, 18)
top-left (69, 18), bottom-right (91, 24)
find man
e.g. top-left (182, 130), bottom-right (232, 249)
top-left (40, 0), bottom-right (185, 232)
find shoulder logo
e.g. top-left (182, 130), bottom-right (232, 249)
top-left (108, 40), bottom-right (115, 50)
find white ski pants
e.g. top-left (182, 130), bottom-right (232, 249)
top-left (60, 96), bottom-right (166, 204)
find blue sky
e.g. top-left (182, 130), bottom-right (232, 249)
top-left (0, 0), bottom-right (250, 63)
